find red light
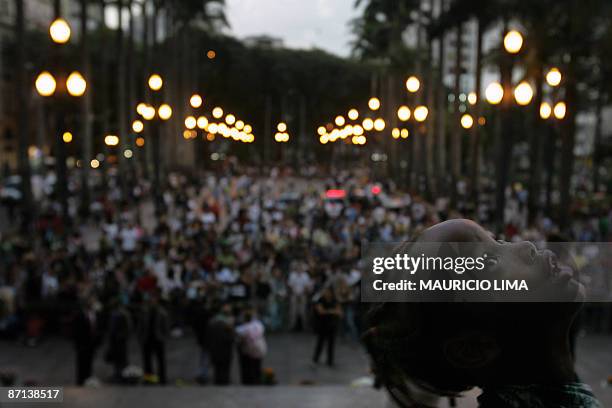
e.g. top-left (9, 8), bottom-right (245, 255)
top-left (326, 189), bottom-right (346, 199)
top-left (371, 185), bottom-right (382, 195)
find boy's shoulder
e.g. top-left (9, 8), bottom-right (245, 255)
top-left (478, 382), bottom-right (602, 408)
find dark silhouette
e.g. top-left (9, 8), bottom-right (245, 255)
top-left (206, 304), bottom-right (235, 385)
top-left (363, 219), bottom-right (601, 408)
top-left (73, 297), bottom-right (103, 385)
top-left (312, 287), bottom-right (342, 366)
top-left (138, 291), bottom-right (169, 384)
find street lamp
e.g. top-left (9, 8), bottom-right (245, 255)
top-left (141, 105), bottom-right (155, 120)
top-left (514, 81), bottom-right (533, 106)
top-left (373, 118), bottom-right (386, 131)
top-left (185, 116), bottom-right (197, 129)
top-left (368, 97), bottom-right (381, 111)
top-left (335, 116), bottom-right (345, 127)
top-left (225, 114), bottom-right (236, 125)
top-left (467, 92), bottom-right (477, 105)
top-left (197, 116), bottom-right (209, 130)
top-left (49, 17), bottom-right (71, 44)
top-left (66, 71), bottom-right (87, 97)
top-left (212, 107), bottom-right (223, 119)
top-left (35, 71), bottom-right (57, 96)
top-left (553, 101), bottom-right (566, 119)
top-left (485, 82), bottom-right (504, 104)
top-left (539, 102), bottom-right (552, 119)
top-left (148, 74), bottom-right (163, 91)
top-left (62, 131), bottom-right (73, 143)
top-left (190, 94), bottom-right (203, 108)
top-left (274, 132), bottom-right (289, 142)
top-left (405, 76), bottom-right (420, 93)
top-left (348, 109), bottom-right (359, 120)
top-left (460, 114), bottom-right (474, 129)
top-left (132, 119), bottom-right (144, 133)
top-left (414, 106), bottom-right (428, 122)
top-left (35, 18), bottom-right (88, 222)
top-left (362, 118), bottom-right (374, 131)
top-left (104, 134), bottom-right (119, 146)
top-left (136, 102), bottom-right (147, 116)
top-left (546, 68), bottom-right (562, 87)
top-left (503, 30), bottom-right (523, 54)
top-left (158, 104), bottom-right (172, 120)
top-left (277, 122), bottom-right (287, 132)
top-left (397, 105), bottom-right (411, 121)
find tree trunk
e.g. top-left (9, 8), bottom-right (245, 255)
top-left (527, 63), bottom-right (544, 224)
top-left (424, 0), bottom-right (435, 200)
top-left (116, 0), bottom-right (128, 196)
top-left (79, 0), bottom-right (92, 217)
top-left (413, 9), bottom-right (424, 192)
top-left (15, 0), bottom-right (33, 232)
top-left (558, 61), bottom-right (577, 232)
top-left (99, 0), bottom-right (110, 191)
top-left (435, 8), bottom-right (447, 196)
top-left (592, 87), bottom-right (604, 193)
top-left (494, 26), bottom-right (514, 233)
top-left (126, 0), bottom-right (136, 176)
top-left (470, 17), bottom-right (483, 206)
top-left (451, 22), bottom-right (462, 205)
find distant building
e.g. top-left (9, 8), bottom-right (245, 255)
top-left (244, 34), bottom-right (284, 49)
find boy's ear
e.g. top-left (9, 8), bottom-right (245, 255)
top-left (443, 331), bottom-right (500, 369)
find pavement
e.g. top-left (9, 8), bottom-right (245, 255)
top-left (1, 332), bottom-right (611, 407)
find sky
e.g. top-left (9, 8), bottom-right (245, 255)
top-left (224, 0), bottom-right (363, 57)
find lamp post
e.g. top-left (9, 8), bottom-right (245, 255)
top-left (137, 73), bottom-right (171, 214)
top-left (491, 27), bottom-right (523, 233)
top-left (537, 100), bottom-right (566, 212)
top-left (35, 7), bottom-right (87, 223)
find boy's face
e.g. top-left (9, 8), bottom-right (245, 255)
top-left (419, 219), bottom-right (584, 304)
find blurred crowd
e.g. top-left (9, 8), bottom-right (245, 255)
top-left (0, 164), bottom-right (611, 386)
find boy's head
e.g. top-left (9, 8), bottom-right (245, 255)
top-left (363, 219), bottom-right (583, 399)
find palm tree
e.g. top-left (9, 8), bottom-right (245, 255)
top-left (433, 0), bottom-right (448, 196)
top-left (116, 0), bottom-right (128, 193)
top-left (469, 15), bottom-right (483, 204)
top-left (79, 0), bottom-right (93, 216)
top-left (14, 0), bottom-right (33, 231)
top-left (450, 21), bottom-right (462, 205)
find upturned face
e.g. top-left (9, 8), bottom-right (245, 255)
top-left (418, 219), bottom-right (584, 303)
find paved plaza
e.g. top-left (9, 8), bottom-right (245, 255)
top-left (1, 332), bottom-right (611, 407)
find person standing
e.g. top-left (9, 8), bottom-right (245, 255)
top-left (288, 262), bottom-right (312, 331)
top-left (138, 290), bottom-right (169, 384)
top-left (206, 304), bottom-right (235, 385)
top-left (73, 296), bottom-right (103, 385)
top-left (105, 297), bottom-right (132, 382)
top-left (236, 309), bottom-right (267, 385)
top-left (312, 287), bottom-right (341, 367)
top-left (192, 293), bottom-right (212, 384)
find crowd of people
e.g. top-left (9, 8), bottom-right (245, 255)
top-left (0, 164), bottom-right (611, 387)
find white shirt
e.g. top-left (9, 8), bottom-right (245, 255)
top-left (288, 271), bottom-right (312, 296)
top-left (120, 227), bottom-right (139, 252)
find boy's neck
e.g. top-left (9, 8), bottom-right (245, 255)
top-left (483, 326), bottom-right (577, 387)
